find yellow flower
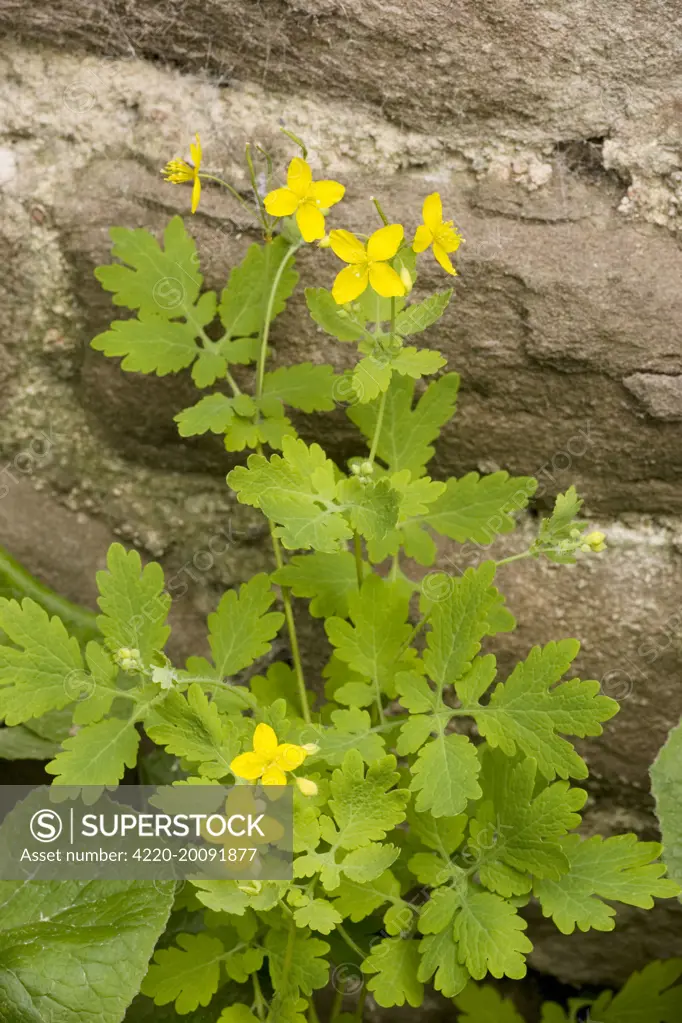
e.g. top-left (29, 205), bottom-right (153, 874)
top-left (264, 158), bottom-right (345, 243)
top-left (230, 723), bottom-right (308, 786)
top-left (329, 224), bottom-right (407, 304)
top-left (162, 133), bottom-right (202, 214)
top-left (413, 192), bottom-right (462, 275)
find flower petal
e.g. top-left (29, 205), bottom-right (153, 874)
top-left (274, 743), bottom-right (308, 772)
top-left (189, 133), bottom-right (202, 169)
top-left (264, 187), bottom-right (299, 217)
top-left (253, 722), bottom-right (278, 756)
top-left (191, 175), bottom-right (201, 215)
top-left (367, 223), bottom-right (404, 262)
top-left (261, 765), bottom-right (288, 786)
top-left (287, 157), bottom-right (313, 198)
top-left (368, 262), bottom-right (406, 298)
top-left (296, 202), bottom-right (326, 243)
top-left (412, 224), bottom-right (433, 254)
top-left (312, 180), bottom-right (345, 209)
top-left (329, 229), bottom-right (367, 265)
top-left (422, 192), bottom-right (443, 233)
top-left (332, 264), bottom-right (370, 304)
top-left (433, 242), bottom-right (458, 276)
top-left (230, 752), bottom-right (266, 780)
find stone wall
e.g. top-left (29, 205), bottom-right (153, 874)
top-left (1, 0), bottom-right (682, 991)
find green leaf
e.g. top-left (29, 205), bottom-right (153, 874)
top-left (453, 983), bottom-right (526, 1022)
top-left (423, 562), bottom-right (498, 688)
top-left (273, 552), bottom-right (366, 619)
top-left (352, 357), bottom-right (392, 402)
top-left (650, 715), bottom-right (682, 890)
top-left (355, 286), bottom-right (406, 324)
top-left (425, 472), bottom-right (537, 543)
top-left (595, 959), bottom-right (682, 1023)
top-left (91, 316), bottom-right (200, 376)
top-left (410, 732), bottom-right (481, 818)
top-left (335, 477), bottom-right (400, 542)
top-left (0, 598), bottom-right (84, 724)
top-left (0, 724), bottom-right (61, 760)
top-left (348, 373), bottom-right (459, 478)
top-left (265, 929), bottom-right (330, 999)
top-left (95, 217), bottom-right (202, 317)
top-left (191, 349), bottom-right (227, 388)
top-left (45, 717), bottom-right (140, 785)
top-left (362, 939), bottom-right (424, 1008)
top-left (328, 750), bottom-right (408, 848)
top-left (454, 889), bottom-right (532, 980)
top-left (305, 288), bottom-right (364, 341)
top-left (207, 574), bottom-right (284, 678)
top-left (228, 438), bottom-right (351, 553)
top-left (219, 238), bottom-right (298, 338)
top-left (0, 880), bottom-right (173, 1023)
top-left (470, 750), bottom-right (586, 898)
top-left (534, 834), bottom-right (680, 934)
top-left (263, 364), bottom-right (337, 412)
top-left (341, 843), bottom-right (400, 882)
top-left (395, 291), bottom-right (452, 335)
top-left (96, 543), bottom-right (171, 663)
top-left (218, 337), bottom-right (260, 364)
top-left (146, 683), bottom-right (235, 778)
top-left (330, 870), bottom-right (401, 922)
top-left (418, 930), bottom-right (469, 999)
top-left (309, 708), bottom-right (386, 765)
top-left (325, 576), bottom-right (416, 699)
top-left (175, 393), bottom-right (242, 437)
top-left (391, 347), bottom-right (446, 379)
top-left (293, 899), bottom-right (342, 934)
top-left (217, 1007), bottom-right (259, 1023)
top-left (141, 932), bottom-right (225, 1014)
top-left (471, 640), bottom-right (619, 780)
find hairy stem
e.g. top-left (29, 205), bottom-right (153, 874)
top-left (198, 172), bottom-right (257, 220)
top-left (353, 533), bottom-right (364, 589)
top-left (368, 388), bottom-right (387, 465)
top-left (495, 550), bottom-right (533, 567)
top-left (256, 241), bottom-right (302, 401)
top-left (252, 971), bottom-right (267, 1021)
top-left (269, 522), bottom-right (311, 724)
top-left (336, 924), bottom-right (365, 960)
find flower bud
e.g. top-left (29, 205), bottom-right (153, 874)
top-left (296, 777), bottom-right (319, 797)
top-left (115, 647), bottom-right (144, 673)
top-left (318, 233), bottom-right (332, 249)
top-left (584, 530), bottom-right (606, 552)
top-left (302, 743), bottom-right (320, 755)
top-left (399, 266), bottom-right (413, 294)
top-left (359, 460), bottom-right (374, 476)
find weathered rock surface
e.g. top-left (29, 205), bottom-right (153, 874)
top-left (1, 0), bottom-right (682, 992)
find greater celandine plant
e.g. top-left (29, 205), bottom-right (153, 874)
top-left (0, 130), bottom-right (675, 1023)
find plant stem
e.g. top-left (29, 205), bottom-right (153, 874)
top-left (245, 143), bottom-right (271, 236)
top-left (251, 238), bottom-right (309, 723)
top-left (198, 172), bottom-right (257, 220)
top-left (353, 533), bottom-right (364, 589)
top-left (367, 296), bottom-right (395, 464)
top-left (495, 550), bottom-right (533, 567)
top-left (268, 522), bottom-right (311, 724)
top-left (336, 924), bottom-right (365, 959)
top-left (252, 971), bottom-right (267, 1021)
top-left (308, 1002), bottom-right (321, 1023)
top-left (329, 985), bottom-right (345, 1022)
top-left (368, 388), bottom-right (387, 465)
top-left (355, 986), bottom-right (368, 1021)
top-left (256, 242), bottom-right (302, 401)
